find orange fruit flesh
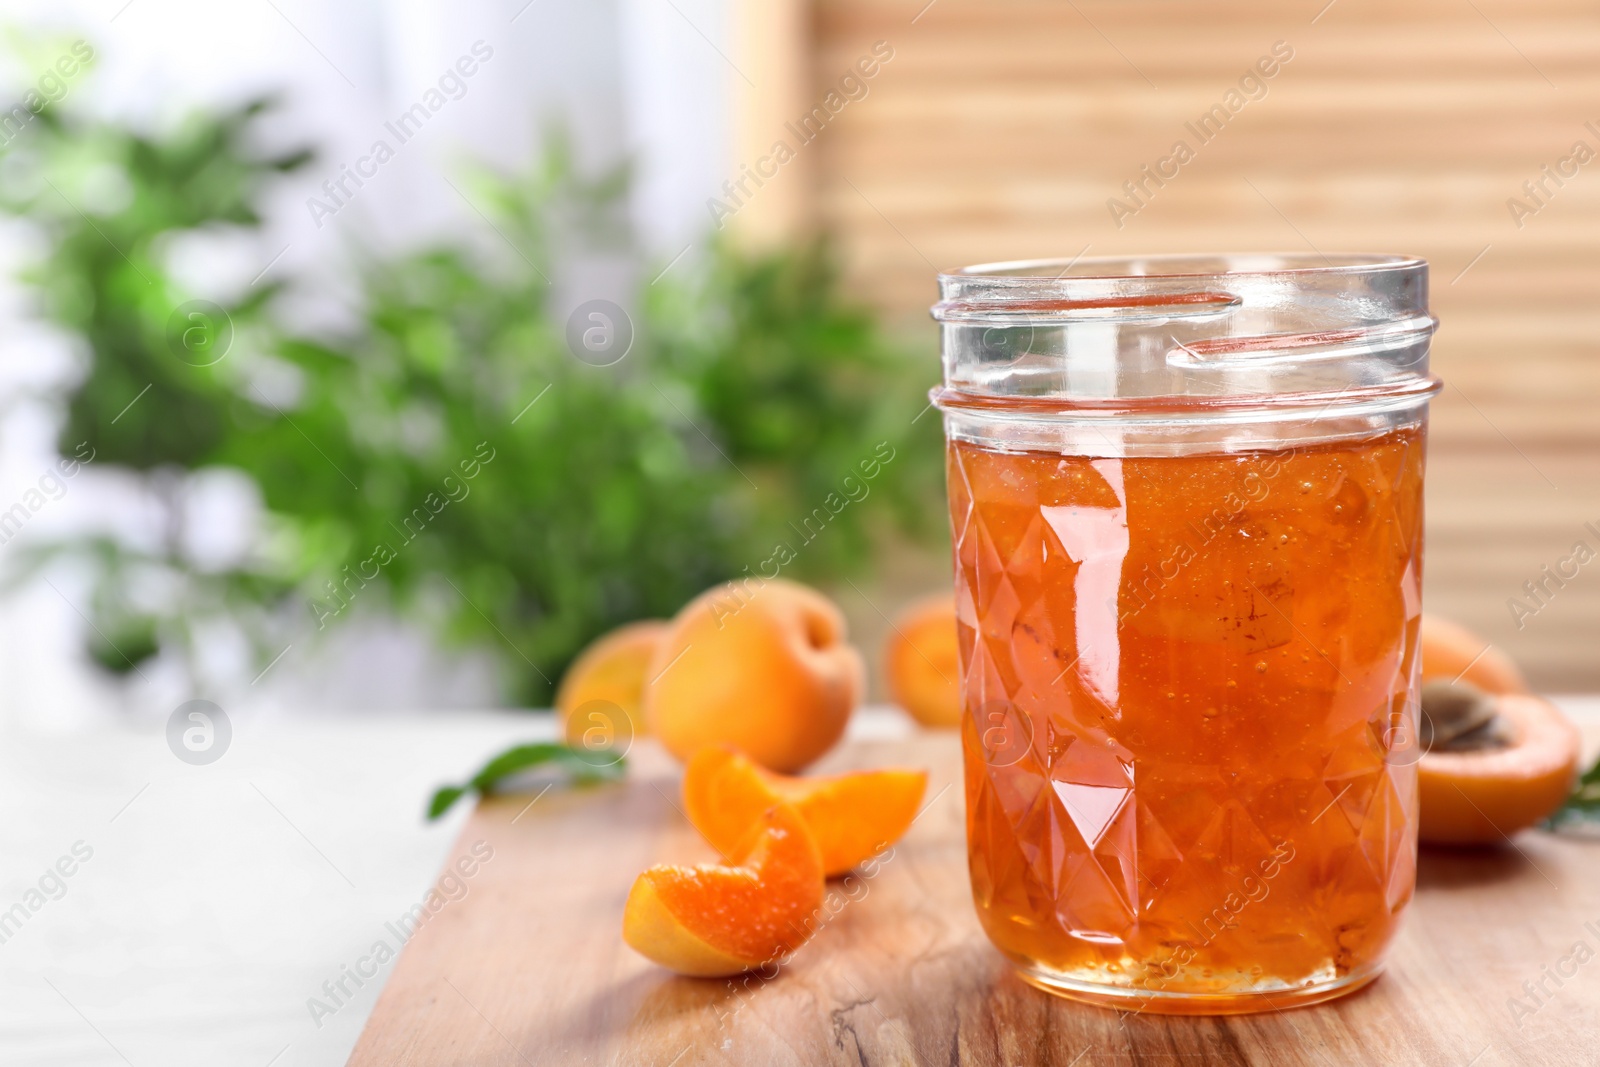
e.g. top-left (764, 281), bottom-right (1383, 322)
top-left (684, 746), bottom-right (928, 877)
top-left (1418, 694), bottom-right (1582, 845)
top-left (623, 803), bottom-right (823, 976)
top-left (683, 748), bottom-right (785, 861)
top-left (769, 769), bottom-right (927, 875)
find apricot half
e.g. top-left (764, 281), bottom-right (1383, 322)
top-left (1419, 614), bottom-right (1528, 695)
top-left (885, 593), bottom-right (962, 728)
top-left (1418, 688), bottom-right (1582, 845)
top-left (622, 802), bottom-right (824, 977)
top-left (684, 746), bottom-right (927, 877)
top-left (556, 620), bottom-right (668, 747)
top-left (644, 579), bottom-right (864, 773)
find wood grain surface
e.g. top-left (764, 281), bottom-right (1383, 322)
top-left (766, 0), bottom-right (1600, 688)
top-left (349, 730), bottom-right (1600, 1066)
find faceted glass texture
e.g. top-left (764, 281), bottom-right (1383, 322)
top-left (952, 427), bottom-right (1424, 1003)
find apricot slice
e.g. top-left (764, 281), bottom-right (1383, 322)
top-left (684, 745), bottom-right (927, 876)
top-left (622, 802), bottom-right (824, 977)
top-left (885, 593), bottom-right (962, 728)
top-left (556, 620), bottom-right (668, 747)
top-left (645, 579), bottom-right (864, 773)
top-left (1419, 614), bottom-right (1527, 695)
top-left (1418, 687), bottom-right (1582, 845)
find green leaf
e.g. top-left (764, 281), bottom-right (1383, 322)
top-left (426, 742), bottom-right (626, 820)
top-left (1546, 754), bottom-right (1600, 831)
top-left (427, 786), bottom-right (467, 821)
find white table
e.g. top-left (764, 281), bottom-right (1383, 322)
top-left (1, 702), bottom-right (1593, 1066)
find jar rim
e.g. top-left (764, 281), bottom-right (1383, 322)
top-left (940, 251), bottom-right (1425, 285)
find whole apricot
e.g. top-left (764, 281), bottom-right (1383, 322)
top-left (644, 579), bottom-right (863, 773)
top-left (556, 620), bottom-right (668, 748)
top-left (884, 593), bottom-right (962, 728)
top-left (1419, 614), bottom-right (1527, 695)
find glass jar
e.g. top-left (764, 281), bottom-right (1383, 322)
top-left (931, 253), bottom-right (1439, 1014)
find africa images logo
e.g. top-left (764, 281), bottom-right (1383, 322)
top-left (167, 700), bottom-right (231, 765)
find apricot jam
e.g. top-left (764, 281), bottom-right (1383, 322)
top-left (950, 425), bottom-right (1424, 1012)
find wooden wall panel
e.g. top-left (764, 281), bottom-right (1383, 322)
top-left (799, 0), bottom-right (1600, 687)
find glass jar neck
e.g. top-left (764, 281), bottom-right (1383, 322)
top-left (931, 253), bottom-right (1439, 456)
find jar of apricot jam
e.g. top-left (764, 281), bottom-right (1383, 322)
top-left (931, 254), bottom-right (1440, 1014)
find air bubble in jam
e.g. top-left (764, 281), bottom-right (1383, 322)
top-left (952, 425), bottom-right (1424, 1011)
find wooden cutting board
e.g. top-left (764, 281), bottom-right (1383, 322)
top-left (348, 731), bottom-right (1600, 1066)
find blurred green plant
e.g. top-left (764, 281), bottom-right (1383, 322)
top-left (0, 95), bottom-right (311, 682)
top-left (0, 93), bottom-right (943, 704)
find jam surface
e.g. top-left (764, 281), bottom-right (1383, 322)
top-left (951, 426), bottom-right (1424, 998)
